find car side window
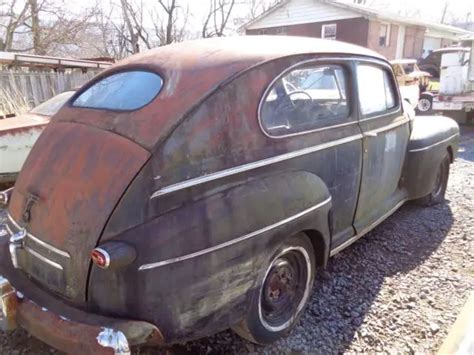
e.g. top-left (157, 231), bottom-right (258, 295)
top-left (357, 64), bottom-right (398, 116)
top-left (260, 63), bottom-right (350, 137)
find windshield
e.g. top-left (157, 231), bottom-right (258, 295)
top-left (72, 70), bottom-right (163, 111)
top-left (402, 63), bottom-right (416, 74)
top-left (30, 91), bottom-right (75, 116)
top-left (301, 71), bottom-right (337, 90)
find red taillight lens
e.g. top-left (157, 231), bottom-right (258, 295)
top-left (90, 242), bottom-right (136, 270)
top-left (91, 248), bottom-right (110, 269)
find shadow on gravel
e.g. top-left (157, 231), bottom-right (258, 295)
top-left (458, 125), bottom-right (474, 162)
top-left (137, 201), bottom-right (454, 355)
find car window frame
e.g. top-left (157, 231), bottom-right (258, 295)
top-left (355, 61), bottom-right (401, 120)
top-left (258, 57), bottom-right (357, 139)
top-left (69, 67), bottom-right (165, 113)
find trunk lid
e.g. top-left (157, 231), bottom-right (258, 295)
top-left (7, 121), bottom-right (150, 302)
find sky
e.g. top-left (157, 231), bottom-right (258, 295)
top-left (66, 0), bottom-right (474, 34)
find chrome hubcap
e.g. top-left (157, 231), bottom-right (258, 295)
top-left (418, 98), bottom-right (431, 112)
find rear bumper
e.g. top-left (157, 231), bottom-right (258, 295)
top-left (0, 275), bottom-right (163, 354)
top-left (0, 226), bottom-right (163, 354)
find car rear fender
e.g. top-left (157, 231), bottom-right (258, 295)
top-left (401, 115), bottom-right (459, 200)
top-left (88, 170), bottom-right (332, 343)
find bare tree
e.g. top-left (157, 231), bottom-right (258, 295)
top-left (154, 0), bottom-right (189, 45)
top-left (202, 0), bottom-right (236, 38)
top-left (27, 0), bottom-right (39, 52)
top-left (0, 0), bottom-right (30, 51)
top-left (440, 1), bottom-right (449, 24)
top-left (119, 0), bottom-right (140, 53)
top-left (246, 0), bottom-right (280, 20)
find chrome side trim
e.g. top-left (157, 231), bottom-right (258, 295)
top-left (408, 133), bottom-right (460, 153)
top-left (150, 134), bottom-right (363, 199)
top-left (329, 198), bottom-right (407, 257)
top-left (364, 117), bottom-right (410, 135)
top-left (7, 214), bottom-right (70, 258)
top-left (139, 196), bottom-right (332, 271)
top-left (24, 246), bottom-right (63, 270)
top-left (358, 109), bottom-right (403, 122)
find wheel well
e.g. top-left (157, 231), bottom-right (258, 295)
top-left (447, 146), bottom-right (454, 163)
top-left (302, 229), bottom-right (326, 267)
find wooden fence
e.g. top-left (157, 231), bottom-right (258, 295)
top-left (0, 70), bottom-right (99, 116)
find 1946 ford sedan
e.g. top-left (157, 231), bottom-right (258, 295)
top-left (0, 36), bottom-right (459, 354)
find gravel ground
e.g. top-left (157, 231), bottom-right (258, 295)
top-left (1, 126), bottom-right (473, 355)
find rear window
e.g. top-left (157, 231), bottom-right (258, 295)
top-left (72, 71), bottom-right (163, 111)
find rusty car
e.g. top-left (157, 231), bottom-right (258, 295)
top-left (391, 59), bottom-right (432, 111)
top-left (0, 90), bottom-right (75, 185)
top-left (0, 36), bottom-right (460, 354)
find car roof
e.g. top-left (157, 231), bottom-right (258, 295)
top-left (59, 37), bottom-right (386, 150)
top-left (118, 35), bottom-right (386, 73)
top-left (390, 59), bottom-right (417, 64)
top-left (432, 47), bottom-right (469, 53)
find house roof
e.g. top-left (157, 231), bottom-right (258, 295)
top-left (243, 0), bottom-right (472, 38)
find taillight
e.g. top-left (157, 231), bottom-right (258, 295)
top-left (0, 187), bottom-right (13, 206)
top-left (91, 242), bottom-right (136, 270)
top-left (91, 248), bottom-right (110, 269)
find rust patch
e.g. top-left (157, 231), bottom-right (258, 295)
top-left (8, 121), bottom-right (150, 301)
top-left (0, 277), bottom-right (18, 331)
top-left (18, 299), bottom-right (116, 354)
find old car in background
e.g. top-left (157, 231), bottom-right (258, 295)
top-left (391, 59), bottom-right (432, 112)
top-left (432, 36), bottom-right (474, 124)
top-left (0, 36), bottom-right (459, 353)
top-left (0, 91), bottom-right (75, 184)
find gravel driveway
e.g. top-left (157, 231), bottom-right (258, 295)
top-left (1, 126), bottom-right (473, 355)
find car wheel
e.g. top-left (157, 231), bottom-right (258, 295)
top-left (417, 153), bottom-right (450, 206)
top-left (416, 94), bottom-right (433, 113)
top-left (232, 233), bottom-right (315, 345)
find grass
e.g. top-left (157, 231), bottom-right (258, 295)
top-left (0, 87), bottom-right (30, 118)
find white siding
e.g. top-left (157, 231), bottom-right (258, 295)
top-left (247, 0), bottom-right (360, 30)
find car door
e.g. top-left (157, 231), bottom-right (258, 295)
top-left (259, 59), bottom-right (363, 248)
top-left (353, 61), bottom-right (410, 234)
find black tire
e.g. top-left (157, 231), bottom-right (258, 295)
top-left (416, 93), bottom-right (433, 114)
top-left (417, 153), bottom-right (450, 206)
top-left (232, 233), bottom-right (315, 345)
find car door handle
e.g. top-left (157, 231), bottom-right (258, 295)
top-left (364, 132), bottom-right (378, 137)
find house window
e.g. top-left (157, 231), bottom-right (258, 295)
top-left (276, 27), bottom-right (288, 35)
top-left (321, 24), bottom-right (337, 40)
top-left (258, 29), bottom-right (268, 35)
top-left (379, 23), bottom-right (390, 47)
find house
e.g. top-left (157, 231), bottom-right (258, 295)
top-left (243, 0), bottom-right (472, 60)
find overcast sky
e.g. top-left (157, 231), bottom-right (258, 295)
top-left (68, 0), bottom-right (474, 33)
